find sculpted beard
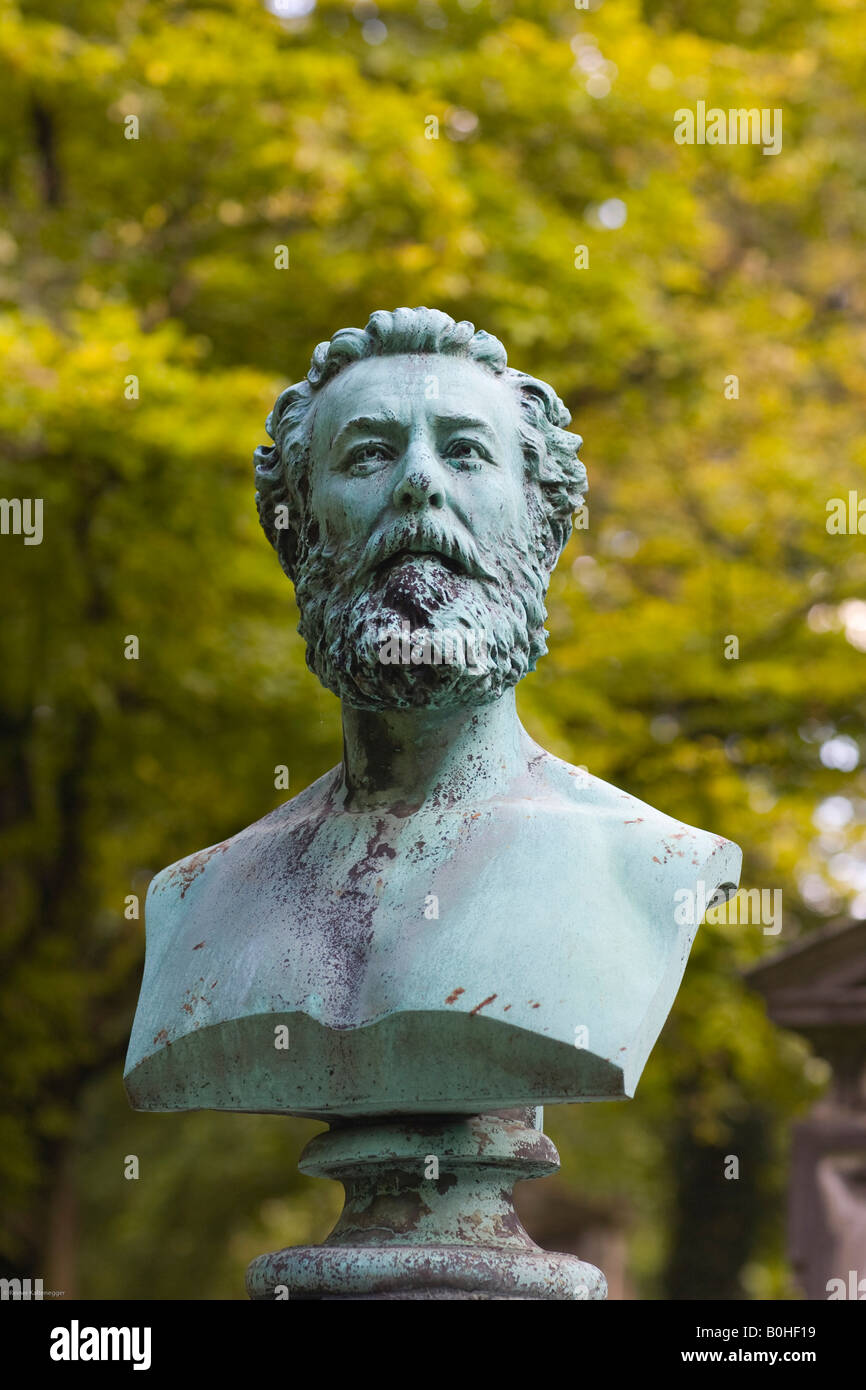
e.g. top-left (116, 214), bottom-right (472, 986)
top-left (293, 511), bottom-right (551, 710)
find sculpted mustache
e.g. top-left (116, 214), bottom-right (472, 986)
top-left (358, 523), bottom-right (495, 582)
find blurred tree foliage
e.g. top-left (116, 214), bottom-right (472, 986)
top-left (1, 0), bottom-right (864, 1298)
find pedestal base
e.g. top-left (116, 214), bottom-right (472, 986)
top-left (246, 1109), bottom-right (606, 1301)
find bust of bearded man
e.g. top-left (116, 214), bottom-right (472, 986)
top-left (124, 307), bottom-right (741, 1119)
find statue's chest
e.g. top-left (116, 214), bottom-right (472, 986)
top-left (160, 804), bottom-right (658, 1033)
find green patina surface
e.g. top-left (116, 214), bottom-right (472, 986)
top-left (246, 1110), bottom-right (606, 1301)
top-left (124, 308), bottom-right (742, 1297)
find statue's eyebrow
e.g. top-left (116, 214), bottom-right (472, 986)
top-left (331, 410), bottom-right (500, 454)
top-left (432, 412), bottom-right (498, 439)
top-left (332, 413), bottom-right (401, 448)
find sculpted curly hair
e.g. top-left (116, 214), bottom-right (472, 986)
top-left (253, 306), bottom-right (587, 581)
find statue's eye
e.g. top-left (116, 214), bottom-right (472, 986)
top-left (445, 439), bottom-right (487, 469)
top-left (347, 442), bottom-right (393, 473)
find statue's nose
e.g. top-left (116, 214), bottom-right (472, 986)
top-left (391, 446), bottom-right (446, 512)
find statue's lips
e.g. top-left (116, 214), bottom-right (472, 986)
top-left (376, 548), bottom-right (464, 576)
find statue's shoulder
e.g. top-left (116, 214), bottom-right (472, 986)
top-left (535, 748), bottom-right (742, 893)
top-left (145, 766), bottom-right (340, 924)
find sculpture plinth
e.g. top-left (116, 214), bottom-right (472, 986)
top-left (246, 1109), bottom-right (605, 1301)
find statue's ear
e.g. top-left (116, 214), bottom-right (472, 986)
top-left (537, 505), bottom-right (577, 577)
top-left (549, 519), bottom-right (573, 573)
top-left (277, 524), bottom-right (299, 582)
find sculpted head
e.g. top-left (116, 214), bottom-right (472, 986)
top-left (254, 307), bottom-right (587, 710)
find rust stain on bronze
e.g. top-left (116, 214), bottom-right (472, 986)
top-left (445, 987), bottom-right (465, 1005)
top-left (469, 994), bottom-right (497, 1015)
top-left (165, 840), bottom-right (230, 898)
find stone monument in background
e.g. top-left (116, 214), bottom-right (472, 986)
top-left (125, 307), bottom-right (741, 1299)
top-left (747, 918), bottom-right (866, 1301)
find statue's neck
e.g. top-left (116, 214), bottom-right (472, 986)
top-left (338, 690), bottom-right (530, 812)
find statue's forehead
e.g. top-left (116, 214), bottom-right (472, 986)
top-left (310, 353), bottom-right (520, 444)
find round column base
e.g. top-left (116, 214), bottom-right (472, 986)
top-left (246, 1110), bottom-right (606, 1302)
